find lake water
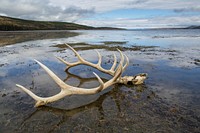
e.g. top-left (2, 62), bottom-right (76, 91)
top-left (0, 29), bottom-right (200, 132)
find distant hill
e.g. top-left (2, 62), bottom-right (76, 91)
top-left (0, 16), bottom-right (122, 31)
top-left (186, 25), bottom-right (200, 29)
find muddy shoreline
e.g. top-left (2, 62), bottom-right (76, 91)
top-left (0, 30), bottom-right (79, 47)
top-left (0, 30), bottom-right (200, 132)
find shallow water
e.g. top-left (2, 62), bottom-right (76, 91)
top-left (0, 29), bottom-right (200, 132)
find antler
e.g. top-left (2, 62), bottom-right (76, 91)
top-left (56, 44), bottom-right (129, 76)
top-left (16, 50), bottom-right (124, 107)
top-left (57, 44), bottom-right (147, 85)
top-left (16, 45), bottom-right (147, 107)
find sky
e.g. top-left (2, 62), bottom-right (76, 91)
top-left (0, 0), bottom-right (200, 29)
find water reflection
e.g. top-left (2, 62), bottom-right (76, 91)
top-left (64, 68), bottom-right (108, 87)
top-left (18, 81), bottom-right (152, 132)
top-left (2, 59), bottom-right (157, 132)
top-left (19, 88), bottom-right (120, 132)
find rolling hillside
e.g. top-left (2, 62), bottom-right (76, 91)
top-left (0, 16), bottom-right (121, 31)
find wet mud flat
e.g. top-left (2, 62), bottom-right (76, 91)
top-left (0, 30), bottom-right (79, 47)
top-left (0, 30), bottom-right (200, 132)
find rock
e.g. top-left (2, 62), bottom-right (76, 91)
top-left (2, 93), bottom-right (6, 97)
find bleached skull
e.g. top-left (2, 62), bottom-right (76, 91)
top-left (119, 73), bottom-right (148, 85)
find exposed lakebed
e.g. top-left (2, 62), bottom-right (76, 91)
top-left (0, 29), bottom-right (200, 132)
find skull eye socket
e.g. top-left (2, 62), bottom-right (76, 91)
top-left (141, 73), bottom-right (147, 77)
top-left (127, 81), bottom-right (133, 85)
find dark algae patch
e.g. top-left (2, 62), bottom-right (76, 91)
top-left (194, 59), bottom-right (200, 66)
top-left (52, 42), bottom-right (158, 51)
top-left (102, 41), bottom-right (128, 45)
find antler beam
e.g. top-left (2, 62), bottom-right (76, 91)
top-left (56, 44), bottom-right (129, 76)
top-left (16, 49), bottom-right (124, 107)
top-left (57, 44), bottom-right (147, 85)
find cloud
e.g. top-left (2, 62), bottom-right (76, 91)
top-left (0, 0), bottom-right (200, 28)
top-left (0, 0), bottom-right (95, 22)
top-left (0, 0), bottom-right (47, 16)
top-left (126, 0), bottom-right (200, 11)
top-left (174, 7), bottom-right (200, 13)
top-left (50, 0), bottom-right (200, 13)
top-left (78, 16), bottom-right (200, 29)
top-left (62, 6), bottom-right (95, 22)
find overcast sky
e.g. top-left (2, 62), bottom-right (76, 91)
top-left (0, 0), bottom-right (200, 29)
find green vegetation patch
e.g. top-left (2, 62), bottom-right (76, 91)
top-left (102, 41), bottom-right (128, 45)
top-left (52, 42), bottom-right (158, 52)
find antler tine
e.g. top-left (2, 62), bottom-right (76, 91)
top-left (65, 44), bottom-right (84, 62)
top-left (16, 84), bottom-right (43, 102)
top-left (117, 49), bottom-right (124, 68)
top-left (110, 53), bottom-right (117, 71)
top-left (115, 49), bottom-right (129, 73)
top-left (55, 44), bottom-right (88, 70)
top-left (34, 59), bottom-right (69, 90)
top-left (95, 50), bottom-right (102, 67)
top-left (116, 49), bottom-right (124, 77)
top-left (56, 56), bottom-right (74, 66)
top-left (103, 50), bottom-right (124, 89)
top-left (92, 72), bottom-right (104, 91)
top-left (122, 54), bottom-right (129, 72)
